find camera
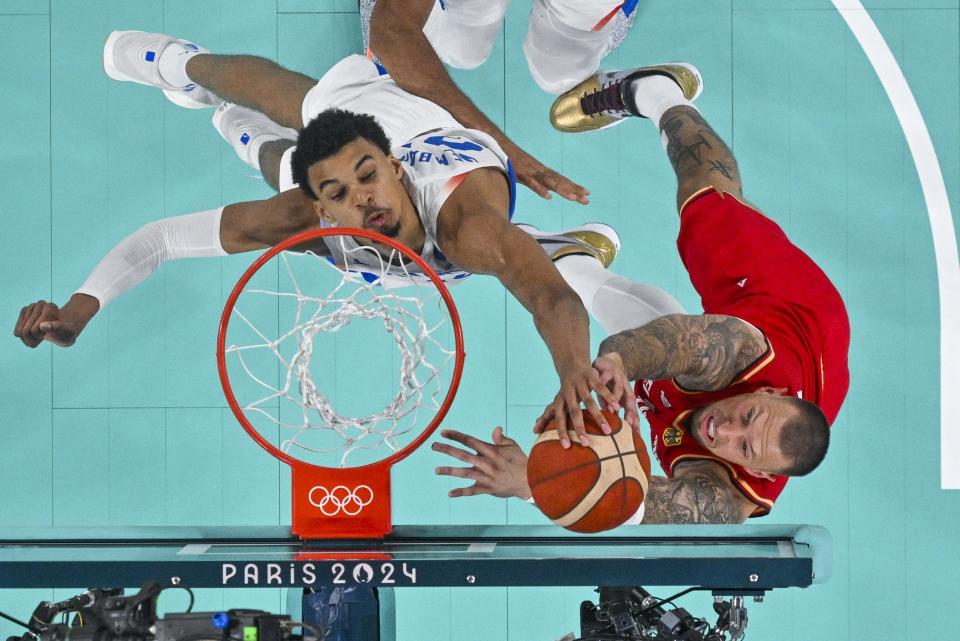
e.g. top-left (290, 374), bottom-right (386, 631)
top-left (8, 583), bottom-right (313, 641)
top-left (578, 586), bottom-right (749, 641)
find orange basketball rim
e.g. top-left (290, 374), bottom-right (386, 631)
top-left (217, 228), bottom-right (465, 539)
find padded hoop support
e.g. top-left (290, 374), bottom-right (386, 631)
top-left (218, 227), bottom-right (465, 540)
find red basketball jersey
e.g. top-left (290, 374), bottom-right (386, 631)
top-left (635, 189), bottom-right (850, 516)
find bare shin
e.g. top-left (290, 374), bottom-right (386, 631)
top-left (186, 54), bottom-right (315, 130)
top-left (659, 106), bottom-right (743, 210)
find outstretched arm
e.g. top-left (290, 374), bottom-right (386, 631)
top-left (438, 169), bottom-right (615, 445)
top-left (597, 313), bottom-right (768, 392)
top-left (369, 0), bottom-right (589, 204)
top-left (434, 429), bottom-right (754, 524)
top-left (14, 189), bottom-right (319, 348)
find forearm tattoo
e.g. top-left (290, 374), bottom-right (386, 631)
top-left (659, 106), bottom-right (743, 205)
top-left (598, 314), bottom-right (766, 390)
top-left (642, 463), bottom-right (747, 524)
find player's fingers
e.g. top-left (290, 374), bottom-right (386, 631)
top-left (519, 174), bottom-right (552, 200)
top-left (590, 377), bottom-right (619, 415)
top-left (438, 429), bottom-right (500, 459)
top-left (25, 304), bottom-right (49, 343)
top-left (14, 306), bottom-right (31, 339)
top-left (430, 441), bottom-right (480, 465)
top-left (448, 484), bottom-right (488, 498)
top-left (533, 405), bottom-right (556, 433)
top-left (580, 391), bottom-right (611, 436)
top-left (604, 375), bottom-right (624, 411)
top-left (492, 426), bottom-right (517, 447)
top-left (563, 391), bottom-right (588, 446)
top-left (552, 398), bottom-right (572, 449)
top-left (434, 465), bottom-right (483, 480)
top-left (550, 175), bottom-right (591, 205)
top-left (624, 398), bottom-right (641, 431)
top-left (619, 383), bottom-right (640, 430)
top-left (39, 321), bottom-right (70, 347)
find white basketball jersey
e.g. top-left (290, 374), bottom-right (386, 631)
top-left (322, 127), bottom-right (516, 287)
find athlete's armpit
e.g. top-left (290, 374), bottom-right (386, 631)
top-left (599, 313), bottom-right (767, 391)
top-left (641, 462), bottom-right (754, 524)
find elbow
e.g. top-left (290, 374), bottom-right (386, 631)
top-left (368, 12), bottom-right (408, 65)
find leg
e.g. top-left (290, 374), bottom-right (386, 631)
top-left (259, 139), bottom-right (297, 192)
top-left (186, 55), bottom-right (315, 130)
top-left (524, 0), bottom-right (634, 94)
top-left (421, 0), bottom-right (511, 70)
top-left (547, 61), bottom-right (738, 208)
top-left (103, 31), bottom-right (315, 129)
top-left (657, 105), bottom-right (743, 211)
top-left (555, 256), bottom-right (685, 335)
top-left (516, 223), bottom-right (685, 334)
top-left (212, 101), bottom-right (298, 182)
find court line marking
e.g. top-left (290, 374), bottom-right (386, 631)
top-left (831, 0), bottom-right (960, 489)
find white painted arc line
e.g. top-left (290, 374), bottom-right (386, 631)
top-left (831, 1), bottom-right (960, 489)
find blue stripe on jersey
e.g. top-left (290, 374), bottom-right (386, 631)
top-left (374, 61), bottom-right (388, 76)
top-left (623, 0), bottom-right (639, 17)
top-left (506, 159), bottom-right (517, 221)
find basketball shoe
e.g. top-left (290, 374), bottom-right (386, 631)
top-left (212, 101), bottom-right (297, 170)
top-left (103, 30), bottom-right (219, 109)
top-left (515, 223), bottom-right (620, 268)
top-left (550, 63), bottom-right (702, 133)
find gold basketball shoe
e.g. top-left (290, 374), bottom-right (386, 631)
top-left (550, 63), bottom-right (703, 133)
top-left (515, 223), bottom-right (620, 268)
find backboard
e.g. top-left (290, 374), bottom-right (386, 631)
top-left (0, 524), bottom-right (830, 593)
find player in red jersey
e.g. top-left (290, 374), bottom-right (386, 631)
top-left (434, 63), bottom-right (849, 524)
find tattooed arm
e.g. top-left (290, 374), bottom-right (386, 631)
top-left (642, 460), bottom-right (756, 524)
top-left (597, 313), bottom-right (766, 392)
top-left (659, 106), bottom-right (744, 211)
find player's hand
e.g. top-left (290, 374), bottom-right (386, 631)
top-left (593, 352), bottom-right (639, 430)
top-left (14, 301), bottom-right (78, 348)
top-left (14, 295), bottom-right (98, 348)
top-left (432, 427), bottom-right (531, 499)
top-left (503, 142), bottom-right (590, 205)
top-left (533, 365), bottom-right (619, 448)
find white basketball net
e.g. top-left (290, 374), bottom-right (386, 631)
top-left (222, 237), bottom-right (458, 468)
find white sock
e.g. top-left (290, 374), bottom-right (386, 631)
top-left (279, 146), bottom-right (297, 191)
top-left (158, 42), bottom-right (200, 88)
top-left (629, 74), bottom-right (697, 129)
top-left (554, 255), bottom-right (686, 335)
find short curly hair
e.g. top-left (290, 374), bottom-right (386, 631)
top-left (290, 109), bottom-right (392, 199)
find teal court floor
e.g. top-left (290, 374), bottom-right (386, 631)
top-left (1, 1), bottom-right (959, 640)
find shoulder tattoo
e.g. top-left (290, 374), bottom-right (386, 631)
top-left (643, 462), bottom-right (748, 524)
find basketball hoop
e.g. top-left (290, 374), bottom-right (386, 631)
top-left (218, 228), bottom-right (464, 539)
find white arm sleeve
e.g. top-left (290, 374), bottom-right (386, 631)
top-left (75, 207), bottom-right (228, 308)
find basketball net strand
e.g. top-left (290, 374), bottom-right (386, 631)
top-left (224, 237), bottom-right (456, 467)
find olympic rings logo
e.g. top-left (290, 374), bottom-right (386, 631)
top-left (308, 484), bottom-right (374, 516)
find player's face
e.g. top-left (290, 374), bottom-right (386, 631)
top-left (688, 389), bottom-right (795, 479)
top-left (306, 138), bottom-right (423, 250)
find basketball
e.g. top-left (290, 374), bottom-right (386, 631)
top-left (527, 410), bottom-right (651, 533)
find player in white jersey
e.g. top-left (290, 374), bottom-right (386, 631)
top-left (361, 0), bottom-right (640, 206)
top-left (14, 31), bottom-right (685, 436)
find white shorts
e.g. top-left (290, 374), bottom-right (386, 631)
top-left (361, 1), bottom-right (638, 91)
top-left (300, 55), bottom-right (461, 147)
